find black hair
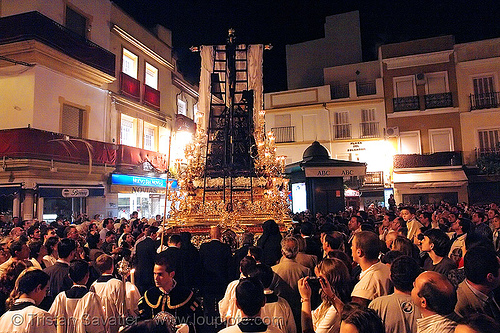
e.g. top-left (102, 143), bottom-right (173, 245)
top-left (458, 218), bottom-right (472, 234)
top-left (323, 232), bottom-right (344, 250)
top-left (45, 236), bottom-right (59, 255)
top-left (381, 250), bottom-right (403, 265)
top-left (341, 302), bottom-right (385, 333)
top-left (300, 222), bottom-right (314, 236)
top-left (248, 246), bottom-right (263, 262)
top-left (27, 225), bottom-right (39, 237)
top-left (28, 241), bottom-right (44, 259)
top-left (69, 260), bottom-right (89, 283)
top-left (235, 277), bottom-right (264, 317)
top-left (155, 254), bottom-right (175, 273)
top-left (464, 246), bottom-right (500, 285)
top-left (401, 206), bottom-right (416, 215)
top-left (9, 239), bottom-right (26, 257)
top-left (18, 269), bottom-right (50, 294)
top-left (58, 238), bottom-right (77, 259)
top-left (390, 256), bottom-right (421, 292)
top-left (423, 229), bottom-right (451, 257)
top-left (168, 234), bottom-right (181, 245)
top-left (239, 256), bottom-right (257, 277)
top-left (248, 263), bottom-right (274, 289)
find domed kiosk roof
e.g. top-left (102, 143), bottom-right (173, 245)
top-left (303, 141), bottom-right (330, 161)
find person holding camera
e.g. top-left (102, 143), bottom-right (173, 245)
top-left (298, 258), bottom-right (352, 333)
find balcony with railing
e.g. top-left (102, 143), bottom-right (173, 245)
top-left (144, 84), bottom-right (161, 110)
top-left (360, 122), bottom-right (380, 138)
top-left (120, 73), bottom-right (141, 100)
top-left (393, 151), bottom-right (463, 169)
top-left (0, 127), bottom-right (169, 172)
top-left (393, 96), bottom-right (420, 112)
top-left (356, 81), bottom-right (377, 96)
top-left (470, 92), bottom-right (500, 110)
top-left (271, 126), bottom-right (295, 143)
top-left (333, 124), bottom-right (352, 139)
top-left (331, 84), bottom-right (349, 99)
top-left (425, 92), bottom-right (453, 109)
top-left (0, 11), bottom-right (115, 76)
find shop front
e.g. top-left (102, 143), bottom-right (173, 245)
top-left (109, 174), bottom-right (177, 219)
top-left (39, 185), bottom-right (105, 222)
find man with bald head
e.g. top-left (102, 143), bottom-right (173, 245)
top-left (199, 226), bottom-right (232, 320)
top-left (411, 271), bottom-right (458, 333)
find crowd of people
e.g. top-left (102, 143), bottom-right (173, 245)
top-left (0, 200), bottom-right (499, 333)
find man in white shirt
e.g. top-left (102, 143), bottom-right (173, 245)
top-left (369, 255), bottom-right (422, 333)
top-left (351, 231), bottom-right (392, 307)
top-left (411, 271), bottom-right (458, 333)
top-left (0, 269), bottom-right (55, 333)
top-left (91, 254), bottom-right (126, 333)
top-left (49, 260), bottom-right (105, 333)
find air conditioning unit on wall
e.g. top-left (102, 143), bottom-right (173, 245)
top-left (385, 126), bottom-right (400, 137)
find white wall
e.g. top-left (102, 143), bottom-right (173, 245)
top-left (33, 66), bottom-right (108, 141)
top-left (0, 66), bottom-right (35, 129)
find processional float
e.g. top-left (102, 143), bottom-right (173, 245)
top-left (165, 30), bottom-right (290, 231)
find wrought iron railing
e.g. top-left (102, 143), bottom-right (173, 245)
top-left (393, 96), bottom-right (420, 112)
top-left (0, 11), bottom-right (115, 76)
top-left (424, 92), bottom-right (453, 109)
top-left (357, 81), bottom-right (377, 96)
top-left (393, 151), bottom-right (463, 168)
top-left (331, 84), bottom-right (349, 99)
top-left (271, 126), bottom-right (295, 143)
top-left (470, 92), bottom-right (500, 110)
top-left (360, 122), bottom-right (380, 138)
top-left (333, 124), bottom-right (351, 139)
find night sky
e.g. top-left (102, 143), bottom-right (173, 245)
top-left (113, 0), bottom-right (500, 93)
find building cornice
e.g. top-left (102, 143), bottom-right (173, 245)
top-left (264, 98), bottom-right (385, 114)
top-left (111, 24), bottom-right (174, 71)
top-left (382, 50), bottom-right (453, 70)
top-left (172, 74), bottom-right (199, 98)
top-left (387, 107), bottom-right (459, 118)
top-left (111, 93), bottom-right (172, 124)
top-left (0, 40), bottom-right (115, 86)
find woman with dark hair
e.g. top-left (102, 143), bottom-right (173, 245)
top-left (42, 235), bottom-right (59, 268)
top-left (298, 258), bottom-right (352, 333)
top-left (257, 219), bottom-right (282, 266)
top-left (0, 268), bottom-right (54, 332)
top-left (340, 302), bottom-right (385, 333)
top-left (0, 261), bottom-right (28, 315)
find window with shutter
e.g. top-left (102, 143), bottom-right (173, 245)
top-left (62, 104), bottom-right (84, 137)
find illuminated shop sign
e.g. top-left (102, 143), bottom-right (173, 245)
top-left (111, 174), bottom-right (167, 188)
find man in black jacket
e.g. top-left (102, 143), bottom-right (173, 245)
top-left (134, 226), bottom-right (158, 295)
top-left (199, 226), bottom-right (232, 322)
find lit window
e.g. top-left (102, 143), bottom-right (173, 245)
top-left (145, 62), bottom-right (158, 89)
top-left (121, 116), bottom-right (135, 146)
top-left (177, 99), bottom-right (187, 116)
top-left (122, 48), bottom-right (138, 79)
top-left (144, 125), bottom-right (156, 151)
